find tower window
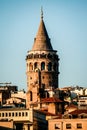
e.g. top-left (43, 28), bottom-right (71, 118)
top-left (29, 63), bottom-right (33, 71)
top-left (41, 62), bottom-right (45, 70)
top-left (34, 62), bottom-right (38, 70)
top-left (53, 63), bottom-right (57, 71)
top-left (30, 91), bottom-right (33, 101)
top-left (48, 62), bottom-right (52, 71)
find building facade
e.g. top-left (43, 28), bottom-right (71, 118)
top-left (0, 108), bottom-right (33, 130)
top-left (48, 119), bottom-right (87, 130)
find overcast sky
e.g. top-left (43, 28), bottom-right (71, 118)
top-left (0, 0), bottom-right (87, 90)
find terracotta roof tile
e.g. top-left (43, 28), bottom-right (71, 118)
top-left (66, 104), bottom-right (78, 109)
top-left (41, 97), bottom-right (63, 103)
top-left (69, 109), bottom-right (87, 115)
top-left (35, 109), bottom-right (62, 117)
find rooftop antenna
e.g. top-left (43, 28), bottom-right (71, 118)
top-left (41, 6), bottom-right (43, 20)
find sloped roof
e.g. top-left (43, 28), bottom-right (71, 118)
top-left (66, 104), bottom-right (78, 109)
top-left (32, 17), bottom-right (53, 51)
top-left (34, 109), bottom-right (62, 117)
top-left (69, 109), bottom-right (87, 115)
top-left (41, 97), bottom-right (63, 103)
top-left (30, 97), bottom-right (62, 105)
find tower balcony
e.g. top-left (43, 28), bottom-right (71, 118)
top-left (26, 53), bottom-right (59, 61)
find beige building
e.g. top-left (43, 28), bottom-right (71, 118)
top-left (0, 120), bottom-right (14, 130)
top-left (11, 90), bottom-right (26, 99)
top-left (0, 108), bottom-right (33, 130)
top-left (48, 119), bottom-right (87, 130)
top-left (0, 84), bottom-right (17, 106)
top-left (78, 95), bottom-right (87, 109)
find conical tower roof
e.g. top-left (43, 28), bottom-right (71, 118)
top-left (32, 10), bottom-right (53, 51)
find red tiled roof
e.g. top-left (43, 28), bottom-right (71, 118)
top-left (30, 97), bottom-right (63, 105)
top-left (35, 109), bottom-right (62, 117)
top-left (39, 110), bottom-right (56, 116)
top-left (41, 97), bottom-right (63, 103)
top-left (69, 109), bottom-right (87, 115)
top-left (66, 104), bottom-right (78, 109)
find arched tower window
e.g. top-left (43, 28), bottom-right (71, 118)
top-left (29, 63), bottom-right (33, 71)
top-left (41, 62), bottom-right (45, 70)
top-left (30, 91), bottom-right (32, 101)
top-left (48, 62), bottom-right (52, 71)
top-left (53, 63), bottom-right (57, 71)
top-left (34, 62), bottom-right (38, 70)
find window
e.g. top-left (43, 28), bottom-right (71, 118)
top-left (25, 112), bottom-right (28, 116)
top-left (66, 124), bottom-right (71, 129)
top-left (9, 113), bottom-right (11, 117)
top-left (19, 112), bottom-right (21, 116)
top-left (53, 63), bottom-right (57, 71)
top-left (29, 63), bottom-right (33, 71)
top-left (15, 112), bottom-right (18, 116)
top-left (12, 112), bottom-right (14, 116)
top-left (77, 123), bottom-right (82, 129)
top-left (41, 62), bottom-right (45, 70)
top-left (2, 113), bottom-right (4, 117)
top-left (22, 112), bottom-right (24, 116)
top-left (48, 62), bottom-right (52, 71)
top-left (34, 62), bottom-right (38, 70)
top-left (6, 113), bottom-right (8, 117)
top-left (55, 124), bottom-right (60, 129)
top-left (30, 91), bottom-right (32, 101)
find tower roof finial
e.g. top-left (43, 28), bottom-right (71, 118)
top-left (41, 6), bottom-right (43, 20)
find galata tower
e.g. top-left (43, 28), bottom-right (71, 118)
top-left (26, 10), bottom-right (60, 108)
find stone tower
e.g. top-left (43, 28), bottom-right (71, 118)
top-left (26, 10), bottom-right (59, 108)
